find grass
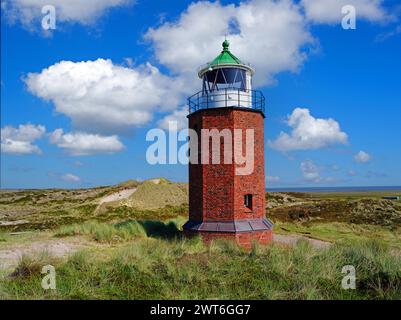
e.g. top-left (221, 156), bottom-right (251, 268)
top-left (1, 185), bottom-right (401, 300)
top-left (1, 238), bottom-right (400, 300)
top-left (274, 221), bottom-right (401, 249)
top-left (0, 230), bottom-right (7, 242)
top-left (98, 204), bottom-right (188, 222)
top-left (122, 179), bottom-right (187, 210)
top-left (304, 190), bottom-right (401, 200)
top-left (54, 217), bottom-right (186, 243)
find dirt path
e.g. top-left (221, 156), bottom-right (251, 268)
top-left (274, 233), bottom-right (331, 249)
top-left (98, 188), bottom-right (137, 205)
top-left (0, 232), bottom-right (331, 271)
top-left (0, 238), bottom-right (88, 271)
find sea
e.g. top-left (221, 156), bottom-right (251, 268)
top-left (266, 186), bottom-right (401, 193)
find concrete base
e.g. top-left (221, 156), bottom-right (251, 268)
top-left (183, 229), bottom-right (273, 250)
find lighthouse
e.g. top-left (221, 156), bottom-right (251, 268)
top-left (183, 40), bottom-right (273, 249)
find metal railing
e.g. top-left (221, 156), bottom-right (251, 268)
top-left (188, 88), bottom-right (265, 115)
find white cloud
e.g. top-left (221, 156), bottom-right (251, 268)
top-left (157, 107), bottom-right (188, 131)
top-left (2, 0), bottom-right (134, 28)
top-left (354, 150), bottom-right (371, 163)
top-left (61, 173), bottom-right (80, 183)
top-left (145, 0), bottom-right (315, 86)
top-left (301, 0), bottom-right (389, 24)
top-left (300, 160), bottom-right (321, 182)
top-left (268, 108), bottom-right (348, 152)
top-left (267, 175), bottom-right (280, 183)
top-left (19, 0), bottom-right (392, 143)
top-left (1, 124), bottom-right (45, 155)
top-left (25, 59), bottom-right (186, 133)
top-left (49, 129), bottom-right (124, 156)
top-left (348, 170), bottom-right (357, 176)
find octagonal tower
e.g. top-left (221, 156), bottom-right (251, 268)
top-left (183, 40), bottom-right (273, 249)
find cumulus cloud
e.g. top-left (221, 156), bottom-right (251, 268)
top-left (25, 59), bottom-right (186, 133)
top-left (49, 129), bottom-right (124, 156)
top-left (61, 173), bottom-right (80, 183)
top-left (21, 0), bottom-right (393, 136)
top-left (268, 108), bottom-right (348, 152)
top-left (145, 0), bottom-right (315, 86)
top-left (301, 0), bottom-right (389, 24)
top-left (2, 0), bottom-right (134, 28)
top-left (1, 124), bottom-right (45, 155)
top-left (300, 160), bottom-right (320, 182)
top-left (157, 107), bottom-right (188, 131)
top-left (354, 150), bottom-right (371, 163)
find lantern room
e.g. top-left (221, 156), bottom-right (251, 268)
top-left (189, 40), bottom-right (264, 113)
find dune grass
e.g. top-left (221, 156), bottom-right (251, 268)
top-left (122, 179), bottom-right (188, 210)
top-left (1, 186), bottom-right (400, 300)
top-left (54, 217), bottom-right (186, 243)
top-left (274, 221), bottom-right (401, 250)
top-left (0, 230), bottom-right (7, 242)
top-left (1, 236), bottom-right (400, 300)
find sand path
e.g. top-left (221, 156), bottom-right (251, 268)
top-left (98, 188), bottom-right (137, 205)
top-left (0, 238), bottom-right (88, 271)
top-left (273, 233), bottom-right (331, 249)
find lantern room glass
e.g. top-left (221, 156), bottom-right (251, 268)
top-left (202, 67), bottom-right (247, 94)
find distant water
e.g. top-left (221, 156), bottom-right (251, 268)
top-left (266, 186), bottom-right (401, 193)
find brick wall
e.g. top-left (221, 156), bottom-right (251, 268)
top-left (188, 108), bottom-right (265, 222)
top-left (186, 107), bottom-right (272, 248)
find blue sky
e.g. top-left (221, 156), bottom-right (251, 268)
top-left (1, 0), bottom-right (401, 189)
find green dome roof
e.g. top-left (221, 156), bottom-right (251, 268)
top-left (209, 40), bottom-right (242, 66)
top-left (198, 40), bottom-right (254, 77)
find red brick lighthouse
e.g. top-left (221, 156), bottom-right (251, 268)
top-left (183, 40), bottom-right (273, 249)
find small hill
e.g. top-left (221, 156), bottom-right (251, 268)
top-left (267, 193), bottom-right (401, 227)
top-left (121, 178), bottom-right (188, 210)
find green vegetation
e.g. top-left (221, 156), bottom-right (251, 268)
top-left (267, 191), bottom-right (401, 250)
top-left (1, 182), bottom-right (400, 300)
top-left (122, 179), bottom-right (187, 210)
top-left (0, 179), bottom-right (188, 232)
top-left (0, 230), bottom-right (7, 242)
top-left (1, 236), bottom-right (400, 300)
top-left (54, 217), bottom-right (186, 243)
top-left (274, 221), bottom-right (401, 249)
top-left (96, 204), bottom-right (188, 222)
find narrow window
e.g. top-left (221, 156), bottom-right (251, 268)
top-left (244, 194), bottom-right (253, 210)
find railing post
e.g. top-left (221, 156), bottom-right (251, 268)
top-left (225, 88), bottom-right (227, 108)
top-left (238, 88), bottom-right (240, 107)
